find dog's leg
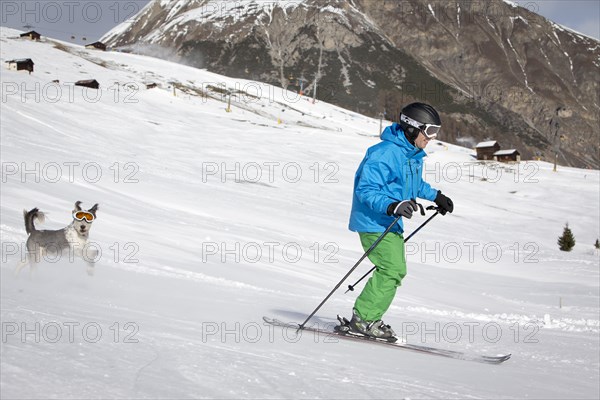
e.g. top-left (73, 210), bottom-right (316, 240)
top-left (15, 240), bottom-right (34, 277)
top-left (28, 247), bottom-right (43, 278)
top-left (14, 255), bottom-right (29, 277)
top-left (74, 244), bottom-right (97, 277)
top-left (15, 244), bottom-right (40, 277)
top-left (83, 246), bottom-right (98, 277)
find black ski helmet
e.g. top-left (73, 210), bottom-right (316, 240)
top-left (399, 102), bottom-right (442, 142)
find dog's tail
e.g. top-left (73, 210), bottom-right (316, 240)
top-left (23, 208), bottom-right (45, 235)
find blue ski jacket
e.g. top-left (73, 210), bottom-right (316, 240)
top-left (349, 123), bottom-right (438, 233)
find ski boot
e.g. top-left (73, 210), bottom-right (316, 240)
top-left (336, 310), bottom-right (398, 343)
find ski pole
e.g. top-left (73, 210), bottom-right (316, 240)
top-left (297, 214), bottom-right (402, 331)
top-left (345, 206), bottom-right (440, 293)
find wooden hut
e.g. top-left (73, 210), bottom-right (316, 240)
top-left (475, 141), bottom-right (501, 160)
top-left (20, 31), bottom-right (41, 41)
top-left (494, 149), bottom-right (521, 163)
top-left (75, 79), bottom-right (100, 89)
top-left (5, 59), bottom-right (34, 73)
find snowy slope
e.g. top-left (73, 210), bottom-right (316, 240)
top-left (1, 28), bottom-right (599, 399)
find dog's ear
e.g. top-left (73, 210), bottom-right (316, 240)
top-left (73, 201), bottom-right (82, 213)
top-left (88, 203), bottom-right (99, 216)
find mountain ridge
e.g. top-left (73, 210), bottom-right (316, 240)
top-left (103, 0), bottom-right (599, 168)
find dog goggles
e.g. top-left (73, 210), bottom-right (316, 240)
top-left (73, 211), bottom-right (95, 222)
top-left (400, 114), bottom-right (441, 139)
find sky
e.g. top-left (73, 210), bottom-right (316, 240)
top-left (0, 0), bottom-right (598, 43)
top-left (532, 0), bottom-right (600, 38)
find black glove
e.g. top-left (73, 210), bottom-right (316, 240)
top-left (387, 199), bottom-right (418, 219)
top-left (434, 191), bottom-right (454, 215)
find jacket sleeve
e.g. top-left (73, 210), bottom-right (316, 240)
top-left (417, 178), bottom-right (438, 201)
top-left (355, 152), bottom-right (396, 215)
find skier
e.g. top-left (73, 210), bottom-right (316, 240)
top-left (347, 102), bottom-right (454, 339)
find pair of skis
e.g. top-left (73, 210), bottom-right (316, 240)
top-left (263, 316), bottom-right (511, 364)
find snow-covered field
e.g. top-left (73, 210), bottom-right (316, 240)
top-left (1, 27), bottom-right (599, 399)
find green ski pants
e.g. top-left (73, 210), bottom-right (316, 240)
top-left (353, 232), bottom-right (406, 322)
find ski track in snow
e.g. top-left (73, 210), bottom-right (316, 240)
top-left (397, 306), bottom-right (599, 333)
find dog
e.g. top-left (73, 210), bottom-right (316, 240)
top-left (15, 201), bottom-right (99, 276)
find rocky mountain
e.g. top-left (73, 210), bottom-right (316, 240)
top-left (103, 0), bottom-right (600, 168)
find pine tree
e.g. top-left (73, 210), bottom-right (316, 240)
top-left (594, 239), bottom-right (600, 250)
top-left (558, 223), bottom-right (575, 252)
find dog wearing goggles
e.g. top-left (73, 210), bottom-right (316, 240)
top-left (15, 201), bottom-right (99, 277)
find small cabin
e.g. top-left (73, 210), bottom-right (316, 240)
top-left (5, 59), bottom-right (34, 74)
top-left (20, 31), bottom-right (41, 41)
top-left (85, 41), bottom-right (107, 51)
top-left (494, 149), bottom-right (521, 163)
top-left (475, 141), bottom-right (501, 161)
top-left (75, 79), bottom-right (100, 89)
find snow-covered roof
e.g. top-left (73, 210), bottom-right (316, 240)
top-left (475, 141), bottom-right (499, 148)
top-left (494, 149), bottom-right (520, 156)
top-left (5, 58), bottom-right (33, 63)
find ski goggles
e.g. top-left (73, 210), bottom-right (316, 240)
top-left (73, 211), bottom-right (95, 222)
top-left (400, 114), bottom-right (441, 139)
